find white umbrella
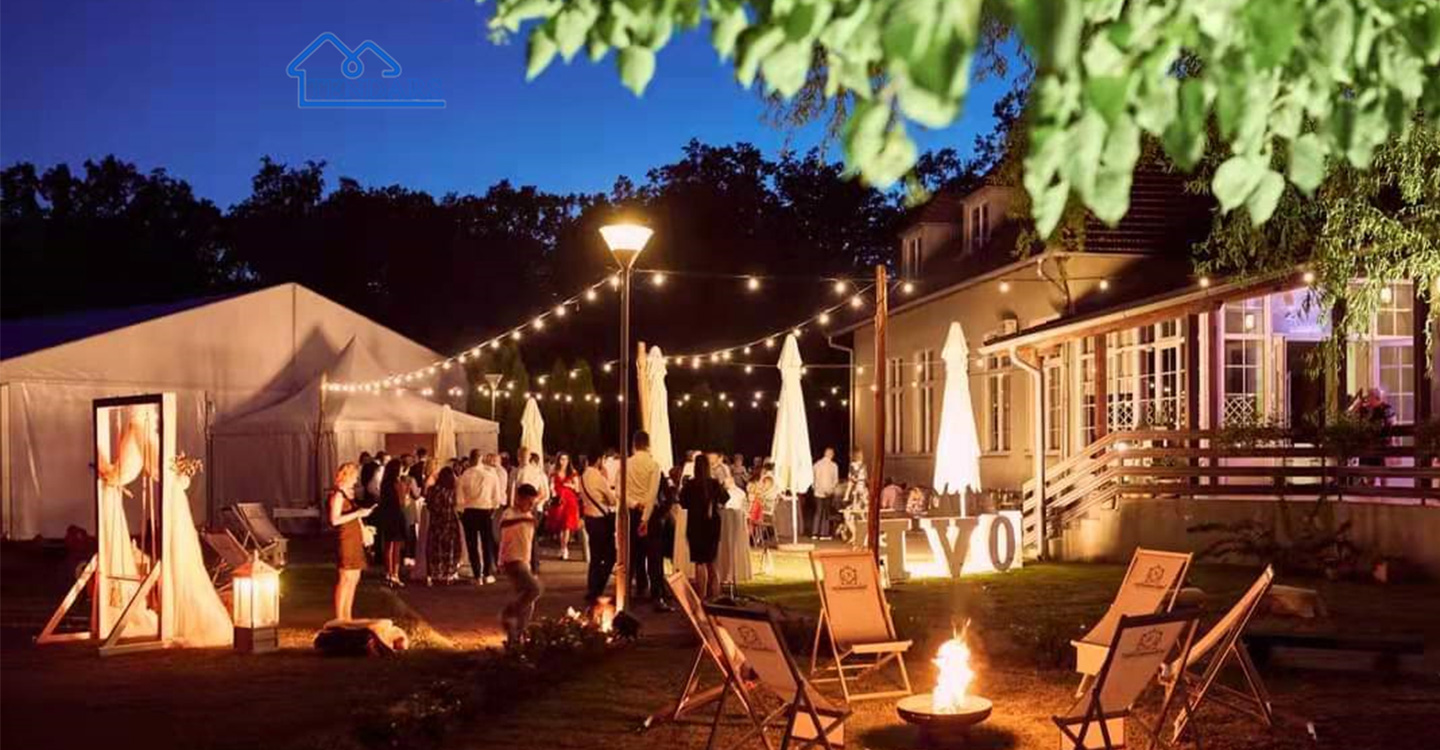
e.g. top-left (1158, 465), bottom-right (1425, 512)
top-left (933, 322), bottom-right (982, 515)
top-left (434, 404), bottom-right (457, 466)
top-left (644, 346), bottom-right (675, 473)
top-left (769, 333), bottom-right (814, 545)
top-left (520, 396), bottom-right (544, 461)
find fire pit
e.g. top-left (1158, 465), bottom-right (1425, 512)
top-left (896, 630), bottom-right (993, 747)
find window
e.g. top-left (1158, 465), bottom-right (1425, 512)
top-left (1376, 282), bottom-right (1414, 337)
top-left (1078, 337), bottom-right (1097, 445)
top-left (915, 349), bottom-right (938, 453)
top-left (1139, 320), bottom-right (1185, 428)
top-left (969, 202), bottom-right (991, 252)
top-left (985, 354), bottom-right (1011, 452)
top-left (1222, 298), bottom-right (1266, 425)
top-left (886, 357), bottom-right (905, 454)
top-left (1378, 344), bottom-right (1415, 423)
top-left (1044, 361), bottom-right (1065, 453)
top-left (1106, 329), bottom-right (1138, 430)
top-left (901, 235), bottom-right (922, 278)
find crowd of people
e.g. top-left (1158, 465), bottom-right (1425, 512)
top-left (324, 437), bottom-right (875, 643)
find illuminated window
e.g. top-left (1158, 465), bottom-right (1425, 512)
top-left (985, 354), bottom-right (1011, 452)
top-left (915, 349), bottom-right (938, 453)
top-left (1044, 361), bottom-right (1065, 453)
top-left (886, 357), bottom-right (906, 454)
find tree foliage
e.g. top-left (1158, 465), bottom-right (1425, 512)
top-left (488, 0), bottom-right (1440, 238)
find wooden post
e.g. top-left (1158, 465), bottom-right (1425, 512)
top-left (1094, 334), bottom-right (1109, 438)
top-left (1186, 314), bottom-right (1202, 431)
top-left (1332, 298), bottom-right (1348, 420)
top-left (1415, 291), bottom-right (1431, 423)
top-left (1209, 303), bottom-right (1225, 430)
top-left (869, 265), bottom-right (887, 567)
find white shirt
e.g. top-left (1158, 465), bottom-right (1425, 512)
top-left (625, 450), bottom-right (662, 523)
top-left (813, 457), bottom-right (839, 497)
top-left (514, 464), bottom-right (550, 504)
top-left (498, 507), bottom-right (536, 565)
top-left (456, 466), bottom-right (485, 510)
top-left (479, 465), bottom-right (506, 510)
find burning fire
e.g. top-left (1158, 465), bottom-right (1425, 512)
top-left (931, 629), bottom-right (975, 713)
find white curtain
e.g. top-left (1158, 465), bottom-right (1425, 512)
top-left (933, 322), bottom-right (983, 513)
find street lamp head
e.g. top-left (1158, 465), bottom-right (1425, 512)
top-left (600, 222), bottom-right (653, 269)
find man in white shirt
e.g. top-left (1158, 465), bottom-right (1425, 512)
top-left (625, 431), bottom-right (666, 607)
top-left (811, 447), bottom-right (840, 539)
top-left (580, 450), bottom-right (620, 603)
top-left (514, 451), bottom-right (549, 572)
top-left (457, 451), bottom-right (490, 583)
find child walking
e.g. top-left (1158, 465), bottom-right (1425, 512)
top-left (499, 483), bottom-right (543, 643)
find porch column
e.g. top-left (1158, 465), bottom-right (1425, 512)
top-left (1209, 303), bottom-right (1224, 430)
top-left (1094, 334), bottom-right (1108, 438)
top-left (1013, 346), bottom-right (1047, 559)
top-left (1415, 290), bottom-right (1432, 423)
top-left (1186, 313), bottom-right (1202, 431)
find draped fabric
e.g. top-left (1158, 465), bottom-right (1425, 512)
top-left (520, 397), bottom-right (544, 460)
top-left (933, 322), bottom-right (983, 506)
top-left (643, 347), bottom-right (675, 473)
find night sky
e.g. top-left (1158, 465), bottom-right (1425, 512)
top-left (2, 0), bottom-right (1014, 206)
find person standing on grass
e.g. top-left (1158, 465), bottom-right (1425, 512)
top-left (811, 447), bottom-right (839, 539)
top-left (329, 462), bottom-right (374, 621)
top-left (580, 450), bottom-right (620, 603)
top-left (682, 453), bottom-right (725, 600)
top-left (499, 483), bottom-right (543, 643)
top-left (515, 451), bottom-right (550, 572)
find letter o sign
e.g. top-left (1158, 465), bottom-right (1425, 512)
top-left (988, 514), bottom-right (1016, 571)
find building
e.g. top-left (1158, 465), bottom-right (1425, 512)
top-left (839, 175), bottom-right (1440, 572)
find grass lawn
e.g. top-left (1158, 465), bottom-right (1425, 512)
top-left (454, 561), bottom-right (1440, 750)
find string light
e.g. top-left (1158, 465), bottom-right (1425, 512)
top-left (1198, 276), bottom-right (1211, 288)
top-left (999, 281), bottom-right (1011, 293)
top-left (1302, 270), bottom-right (1316, 285)
top-left (747, 276), bottom-right (760, 291)
top-left (902, 281), bottom-right (915, 294)
top-left (652, 272), bottom-right (666, 287)
top-left (744, 365), bottom-right (754, 374)
top-left (765, 337), bottom-right (777, 349)
top-left (851, 295), bottom-right (863, 309)
top-left (603, 363), bottom-right (613, 373)
top-left (833, 280), bottom-right (848, 294)
top-left (1098, 279), bottom-right (1110, 291)
top-left (554, 305), bottom-right (567, 317)
top-left (533, 317), bottom-right (546, 330)
top-left (586, 289), bottom-right (598, 301)
top-left (818, 312), bottom-right (831, 326)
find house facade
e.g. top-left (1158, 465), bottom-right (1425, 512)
top-left (840, 177), bottom-right (1440, 571)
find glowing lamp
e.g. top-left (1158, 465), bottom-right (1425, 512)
top-left (599, 223), bottom-right (653, 268)
top-left (232, 553), bottom-right (279, 653)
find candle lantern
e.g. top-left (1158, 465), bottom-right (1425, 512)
top-left (232, 552), bottom-right (279, 653)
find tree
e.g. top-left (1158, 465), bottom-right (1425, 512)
top-left (488, 0), bottom-right (1440, 238)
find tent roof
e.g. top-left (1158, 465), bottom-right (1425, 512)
top-left (1, 293), bottom-right (241, 359)
top-left (215, 338), bottom-right (497, 435)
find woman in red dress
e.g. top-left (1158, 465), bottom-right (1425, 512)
top-left (547, 453), bottom-right (582, 560)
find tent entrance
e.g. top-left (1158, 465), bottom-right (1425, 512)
top-left (385, 433), bottom-right (436, 458)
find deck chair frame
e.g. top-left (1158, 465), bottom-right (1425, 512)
top-left (201, 528), bottom-right (251, 587)
top-left (1055, 611), bottom-right (1200, 750)
top-left (1165, 565), bottom-right (1275, 742)
top-left (706, 604), bottom-right (850, 750)
top-left (1073, 548), bottom-right (1192, 692)
top-left (223, 502), bottom-right (288, 567)
top-left (808, 550), bottom-right (913, 702)
top-left (645, 572), bottom-right (765, 729)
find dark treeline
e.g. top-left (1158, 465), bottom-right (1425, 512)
top-left (1, 138), bottom-right (995, 456)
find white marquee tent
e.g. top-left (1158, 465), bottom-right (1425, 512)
top-left (0, 283), bottom-right (492, 538)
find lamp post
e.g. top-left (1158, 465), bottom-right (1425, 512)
top-left (484, 373), bottom-right (504, 419)
top-left (600, 221), bottom-right (653, 613)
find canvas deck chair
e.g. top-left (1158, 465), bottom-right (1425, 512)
top-left (201, 528), bottom-right (251, 587)
top-left (223, 502), bottom-right (288, 567)
top-left (706, 604), bottom-right (850, 750)
top-left (646, 572), bottom-right (763, 727)
top-left (1074, 549), bottom-right (1192, 686)
top-left (1164, 565), bottom-right (1275, 742)
top-left (1054, 611), bottom-right (1200, 750)
top-left (808, 549), bottom-right (913, 702)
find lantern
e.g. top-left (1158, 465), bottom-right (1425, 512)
top-left (232, 552), bottom-right (279, 653)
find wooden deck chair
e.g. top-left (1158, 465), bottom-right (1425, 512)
top-left (1054, 611), bottom-right (1200, 750)
top-left (808, 549), bottom-right (913, 702)
top-left (646, 572), bottom-right (765, 728)
top-left (201, 528), bottom-right (251, 587)
top-left (1074, 549), bottom-right (1192, 686)
top-left (1164, 565), bottom-right (1275, 742)
top-left (223, 502), bottom-right (288, 566)
top-left (706, 604), bottom-right (850, 750)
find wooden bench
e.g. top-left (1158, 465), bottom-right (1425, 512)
top-left (1245, 629), bottom-right (1424, 672)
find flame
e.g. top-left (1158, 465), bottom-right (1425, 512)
top-left (932, 632), bottom-right (974, 713)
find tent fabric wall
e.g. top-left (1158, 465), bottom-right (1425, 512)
top-left (0, 283), bottom-right (480, 538)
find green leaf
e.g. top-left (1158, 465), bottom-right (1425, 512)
top-left (843, 98), bottom-right (891, 166)
top-left (617, 46), bottom-right (656, 95)
top-left (526, 28), bottom-right (559, 80)
top-left (1134, 76), bottom-right (1178, 134)
top-left (711, 7), bottom-right (749, 60)
top-left (1245, 169), bottom-right (1285, 223)
top-left (1212, 155), bottom-right (1267, 213)
top-left (554, 6), bottom-right (595, 61)
top-left (865, 121), bottom-right (919, 185)
top-left (1314, 0), bottom-right (1355, 78)
top-left (819, 0), bottom-right (874, 50)
top-left (1067, 110), bottom-right (1107, 201)
top-left (760, 41), bottom-right (811, 97)
top-left (1029, 177), bottom-right (1070, 238)
top-left (881, 0), bottom-right (937, 64)
top-left (736, 26), bottom-right (785, 87)
top-left (1012, 0), bottom-right (1081, 69)
top-left (1084, 74), bottom-right (1132, 127)
top-left (1288, 134), bottom-right (1326, 194)
top-left (1243, 0), bottom-right (1301, 69)
top-left (895, 82), bottom-right (959, 127)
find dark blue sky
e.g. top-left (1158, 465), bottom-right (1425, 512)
top-left (2, 0), bottom-right (1013, 208)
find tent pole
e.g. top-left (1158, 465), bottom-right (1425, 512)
top-left (869, 265), bottom-right (887, 567)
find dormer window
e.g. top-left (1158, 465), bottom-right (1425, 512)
top-left (969, 202), bottom-right (991, 252)
top-left (902, 235), bottom-right (922, 278)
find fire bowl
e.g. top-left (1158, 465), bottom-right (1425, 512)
top-left (896, 694), bottom-right (993, 748)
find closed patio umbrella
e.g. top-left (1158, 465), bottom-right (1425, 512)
top-left (769, 333), bottom-right (814, 546)
top-left (933, 322), bottom-right (982, 515)
top-left (644, 346), bottom-right (675, 473)
top-left (520, 396), bottom-right (544, 461)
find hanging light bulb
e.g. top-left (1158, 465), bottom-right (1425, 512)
top-left (792, 327), bottom-right (803, 338)
top-left (554, 304), bottom-right (567, 317)
top-left (651, 272), bottom-right (666, 287)
top-left (856, 366), bottom-right (865, 376)
top-left (765, 337), bottom-right (776, 349)
top-left (684, 394), bottom-right (692, 402)
top-left (830, 386), bottom-right (839, 395)
top-left (533, 317), bottom-right (545, 330)
top-left (603, 363), bottom-right (613, 373)
top-left (744, 365), bottom-right (754, 374)
top-left (692, 356), bottom-right (702, 369)
top-left (902, 281), bottom-right (915, 294)
top-left (850, 295), bottom-right (863, 309)
top-left (512, 330), bottom-right (523, 341)
top-left (491, 339), bottom-right (501, 349)
top-left (753, 391), bottom-right (764, 400)
top-left (1198, 276), bottom-right (1211, 288)
top-left (586, 288), bottom-right (598, 301)
top-left (747, 276), bottom-right (760, 291)
top-left (609, 274), bottom-right (621, 289)
top-left (818, 312), bottom-right (832, 326)
top-left (999, 281), bottom-right (1011, 293)
top-left (721, 350), bottom-right (732, 361)
top-left (1302, 270), bottom-right (1316, 285)
top-left (833, 279), bottom-right (848, 294)
top-left (743, 346), bottom-right (752, 355)
top-left (710, 352), bottom-right (720, 363)
top-left (1098, 279), bottom-right (1110, 291)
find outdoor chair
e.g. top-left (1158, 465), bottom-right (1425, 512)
top-left (1163, 565), bottom-right (1275, 742)
top-left (222, 502), bottom-right (288, 567)
top-left (808, 549), bottom-right (913, 703)
top-left (1073, 548), bottom-right (1192, 691)
top-left (645, 572), bottom-right (764, 728)
top-left (201, 528), bottom-right (251, 588)
top-left (706, 604), bottom-right (850, 750)
top-left (1054, 610), bottom-right (1201, 750)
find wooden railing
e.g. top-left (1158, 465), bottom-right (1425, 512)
top-left (1018, 427), bottom-right (1436, 551)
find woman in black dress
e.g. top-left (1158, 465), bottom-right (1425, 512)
top-left (329, 462), bottom-right (373, 621)
top-left (375, 459), bottom-right (409, 587)
top-left (681, 453), bottom-right (725, 600)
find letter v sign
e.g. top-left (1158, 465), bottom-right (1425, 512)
top-left (924, 518), bottom-right (979, 578)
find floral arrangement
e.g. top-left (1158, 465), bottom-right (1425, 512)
top-left (170, 452), bottom-right (204, 478)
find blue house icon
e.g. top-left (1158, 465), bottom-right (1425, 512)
top-left (286, 32), bottom-right (445, 109)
